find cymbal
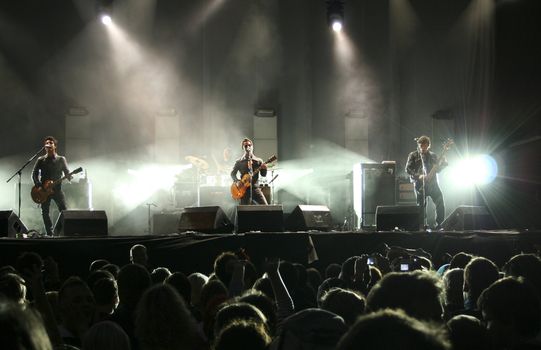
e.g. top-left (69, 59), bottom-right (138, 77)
top-left (185, 156), bottom-right (209, 170)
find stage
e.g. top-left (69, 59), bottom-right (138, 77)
top-left (1, 230), bottom-right (540, 279)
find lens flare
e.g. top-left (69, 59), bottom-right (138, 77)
top-left (450, 154), bottom-right (498, 187)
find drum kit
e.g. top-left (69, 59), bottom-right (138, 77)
top-left (175, 155), bottom-right (280, 207)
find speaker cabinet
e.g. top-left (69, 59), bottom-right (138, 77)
top-left (361, 163), bottom-right (396, 227)
top-left (178, 206), bottom-right (233, 234)
top-left (286, 205), bottom-right (332, 231)
top-left (441, 205), bottom-right (498, 231)
top-left (54, 210), bottom-right (108, 236)
top-left (0, 210), bottom-right (28, 238)
top-left (237, 205), bottom-right (284, 233)
top-left (376, 205), bottom-right (420, 231)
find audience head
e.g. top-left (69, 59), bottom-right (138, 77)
top-left (58, 277), bottom-right (96, 334)
top-left (188, 272), bottom-right (209, 307)
top-left (503, 253), bottom-right (541, 296)
top-left (463, 257), bottom-right (499, 309)
top-left (150, 267), bottom-right (172, 284)
top-left (320, 287), bottom-right (365, 326)
top-left (367, 271), bottom-right (444, 322)
top-left (449, 252), bottom-right (474, 269)
top-left (92, 277), bottom-right (119, 312)
top-left (214, 319), bottom-right (271, 350)
top-left (271, 308), bottom-right (347, 350)
top-left (213, 301), bottom-right (267, 338)
top-left (213, 251), bottom-right (239, 286)
top-left (325, 263), bottom-right (342, 279)
top-left (135, 283), bottom-right (202, 350)
top-left (87, 269), bottom-right (115, 290)
top-left (446, 315), bottom-right (489, 350)
top-left (129, 244), bottom-right (148, 267)
top-left (83, 321), bottom-right (130, 350)
top-left (238, 290), bottom-right (277, 335)
top-left (117, 263), bottom-right (151, 308)
top-left (306, 267), bottom-right (322, 292)
top-left (478, 277), bottom-right (541, 349)
top-left (89, 259), bottom-right (109, 272)
top-left (0, 273), bottom-right (26, 304)
top-left (165, 272), bottom-right (191, 305)
top-left (101, 264), bottom-right (120, 279)
top-left (442, 268), bottom-right (464, 309)
top-left (15, 252), bottom-right (43, 277)
top-left (317, 277), bottom-right (347, 306)
top-left (0, 300), bottom-right (52, 350)
top-left (199, 279), bottom-right (229, 339)
top-left (336, 309), bottom-right (450, 350)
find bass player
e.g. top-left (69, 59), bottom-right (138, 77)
top-left (230, 138), bottom-right (268, 205)
top-left (405, 135), bottom-right (448, 229)
top-left (32, 136), bottom-right (72, 236)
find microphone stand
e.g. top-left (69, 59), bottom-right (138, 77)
top-left (247, 154), bottom-right (253, 205)
top-left (268, 172), bottom-right (279, 205)
top-left (418, 147), bottom-right (428, 231)
top-left (6, 146), bottom-right (45, 219)
top-left (145, 202), bottom-right (157, 234)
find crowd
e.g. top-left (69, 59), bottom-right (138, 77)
top-left (1, 242), bottom-right (541, 350)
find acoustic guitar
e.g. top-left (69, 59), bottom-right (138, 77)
top-left (31, 167), bottom-right (83, 204)
top-left (230, 155), bottom-right (277, 200)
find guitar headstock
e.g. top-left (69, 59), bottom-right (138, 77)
top-left (266, 155), bottom-right (277, 164)
top-left (443, 139), bottom-right (454, 151)
top-left (72, 167), bottom-right (83, 175)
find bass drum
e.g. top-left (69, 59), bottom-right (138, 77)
top-left (260, 185), bottom-right (272, 204)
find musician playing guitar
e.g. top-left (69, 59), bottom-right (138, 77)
top-left (230, 138), bottom-right (268, 205)
top-left (406, 135), bottom-right (451, 230)
top-left (32, 136), bottom-right (73, 236)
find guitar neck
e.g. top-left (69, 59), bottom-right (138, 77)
top-left (248, 157), bottom-right (274, 176)
top-left (50, 167), bottom-right (82, 186)
top-left (426, 147), bottom-right (449, 179)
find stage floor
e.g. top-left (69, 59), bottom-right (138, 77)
top-left (1, 230), bottom-right (540, 278)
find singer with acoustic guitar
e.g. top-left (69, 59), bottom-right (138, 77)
top-left (230, 138), bottom-right (270, 205)
top-left (405, 135), bottom-right (452, 230)
top-left (31, 136), bottom-right (73, 236)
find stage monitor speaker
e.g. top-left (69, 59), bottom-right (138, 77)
top-left (237, 205), bottom-right (284, 233)
top-left (376, 205), bottom-right (420, 231)
top-left (361, 163), bottom-right (396, 227)
top-left (286, 205), bottom-right (332, 231)
top-left (0, 210), bottom-right (28, 238)
top-left (441, 205), bottom-right (498, 231)
top-left (54, 210), bottom-right (108, 236)
top-left (178, 206), bottom-right (233, 234)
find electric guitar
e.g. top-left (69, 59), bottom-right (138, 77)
top-left (415, 139), bottom-right (453, 191)
top-left (31, 167), bottom-right (83, 204)
top-left (230, 155), bottom-right (277, 200)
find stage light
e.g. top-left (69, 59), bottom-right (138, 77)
top-left (101, 15), bottom-right (112, 26)
top-left (96, 0), bottom-right (114, 25)
top-left (327, 0), bottom-right (345, 32)
top-left (332, 21), bottom-right (343, 32)
top-left (450, 154), bottom-right (498, 187)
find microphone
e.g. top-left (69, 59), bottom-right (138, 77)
top-left (413, 137), bottom-right (419, 142)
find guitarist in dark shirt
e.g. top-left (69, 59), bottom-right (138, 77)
top-left (405, 136), bottom-right (448, 229)
top-left (230, 138), bottom-right (268, 205)
top-left (32, 136), bottom-right (72, 236)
